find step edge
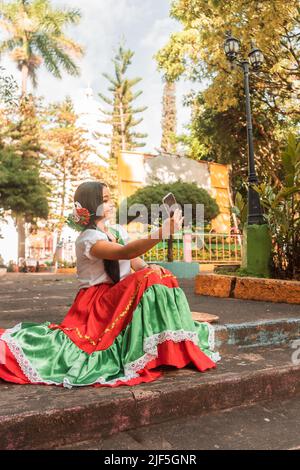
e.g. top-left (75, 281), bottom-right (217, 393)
top-left (1, 363), bottom-right (300, 450)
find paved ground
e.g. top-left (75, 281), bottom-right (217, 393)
top-left (0, 273), bottom-right (299, 329)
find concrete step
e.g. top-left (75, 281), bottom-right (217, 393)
top-left (215, 317), bottom-right (300, 352)
top-left (0, 344), bottom-right (299, 450)
top-left (57, 395), bottom-right (300, 450)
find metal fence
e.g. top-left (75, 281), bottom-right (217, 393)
top-left (140, 232), bottom-right (243, 265)
top-left (55, 232), bottom-right (242, 266)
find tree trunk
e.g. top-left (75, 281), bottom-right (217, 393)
top-left (21, 63), bottom-right (29, 97)
top-left (161, 80), bottom-right (177, 154)
top-left (119, 96), bottom-right (126, 151)
top-left (57, 164), bottom-right (67, 245)
top-left (16, 215), bottom-right (26, 261)
top-left (16, 64), bottom-right (29, 261)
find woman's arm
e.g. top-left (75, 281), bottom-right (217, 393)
top-left (90, 209), bottom-right (183, 261)
top-left (90, 226), bottom-right (163, 261)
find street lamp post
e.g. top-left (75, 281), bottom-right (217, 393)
top-left (224, 33), bottom-right (265, 225)
top-left (223, 33), bottom-right (272, 277)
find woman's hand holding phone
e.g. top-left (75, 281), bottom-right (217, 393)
top-left (162, 208), bottom-right (184, 238)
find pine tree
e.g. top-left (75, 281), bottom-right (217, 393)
top-left (96, 43), bottom-right (148, 203)
top-left (43, 97), bottom-right (92, 241)
top-left (0, 95), bottom-right (49, 258)
top-left (161, 80), bottom-right (177, 154)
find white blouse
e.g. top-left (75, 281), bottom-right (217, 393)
top-left (75, 224), bottom-right (132, 289)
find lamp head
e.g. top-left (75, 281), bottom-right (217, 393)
top-left (249, 42), bottom-right (264, 70)
top-left (224, 33), bottom-right (240, 62)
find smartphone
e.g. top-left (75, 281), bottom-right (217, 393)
top-left (162, 192), bottom-right (177, 217)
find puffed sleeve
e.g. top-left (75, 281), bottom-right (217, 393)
top-left (115, 224), bottom-right (130, 245)
top-left (81, 229), bottom-right (108, 260)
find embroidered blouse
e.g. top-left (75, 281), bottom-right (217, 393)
top-left (75, 224), bottom-right (131, 289)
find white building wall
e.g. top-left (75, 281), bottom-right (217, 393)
top-left (144, 154), bottom-right (211, 191)
top-left (0, 216), bottom-right (18, 264)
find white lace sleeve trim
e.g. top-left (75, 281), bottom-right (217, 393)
top-left (82, 231), bottom-right (107, 260)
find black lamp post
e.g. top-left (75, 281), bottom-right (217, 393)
top-left (224, 33), bottom-right (265, 225)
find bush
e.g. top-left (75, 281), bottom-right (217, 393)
top-left (255, 134), bottom-right (300, 279)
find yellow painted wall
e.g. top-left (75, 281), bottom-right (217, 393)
top-left (118, 151), bottom-right (146, 234)
top-left (208, 163), bottom-right (231, 233)
top-left (118, 151), bottom-right (145, 204)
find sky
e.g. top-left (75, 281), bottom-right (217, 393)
top-left (1, 0), bottom-right (202, 155)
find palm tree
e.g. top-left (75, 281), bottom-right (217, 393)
top-left (0, 0), bottom-right (83, 96)
top-left (0, 0), bottom-right (84, 259)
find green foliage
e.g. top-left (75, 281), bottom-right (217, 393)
top-left (0, 66), bottom-right (18, 105)
top-left (232, 192), bottom-right (247, 231)
top-left (156, 0), bottom-right (299, 119)
top-left (0, 147), bottom-right (49, 219)
top-left (0, 96), bottom-right (49, 221)
top-left (156, 1), bottom-right (299, 190)
top-left (6, 260), bottom-right (17, 272)
top-left (178, 92), bottom-right (285, 191)
top-left (254, 134), bottom-right (300, 279)
top-left (0, 253), bottom-right (6, 267)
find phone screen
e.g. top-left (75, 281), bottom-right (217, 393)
top-left (163, 192), bottom-right (177, 217)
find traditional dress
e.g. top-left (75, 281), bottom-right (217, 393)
top-left (0, 224), bottom-right (221, 388)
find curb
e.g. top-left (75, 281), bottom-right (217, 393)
top-left (215, 318), bottom-right (300, 352)
top-left (195, 274), bottom-right (300, 304)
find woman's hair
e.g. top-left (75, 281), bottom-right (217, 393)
top-left (74, 181), bottom-right (120, 284)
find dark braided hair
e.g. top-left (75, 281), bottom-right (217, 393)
top-left (74, 181), bottom-right (120, 284)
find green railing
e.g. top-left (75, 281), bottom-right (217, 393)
top-left (137, 232), bottom-right (243, 265)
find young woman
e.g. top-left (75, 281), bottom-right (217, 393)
top-left (0, 181), bottom-right (220, 388)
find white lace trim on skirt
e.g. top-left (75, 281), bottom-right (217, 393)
top-left (1, 323), bottom-right (220, 389)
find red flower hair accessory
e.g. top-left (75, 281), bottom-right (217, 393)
top-left (66, 201), bottom-right (94, 231)
top-left (73, 201), bottom-right (91, 225)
